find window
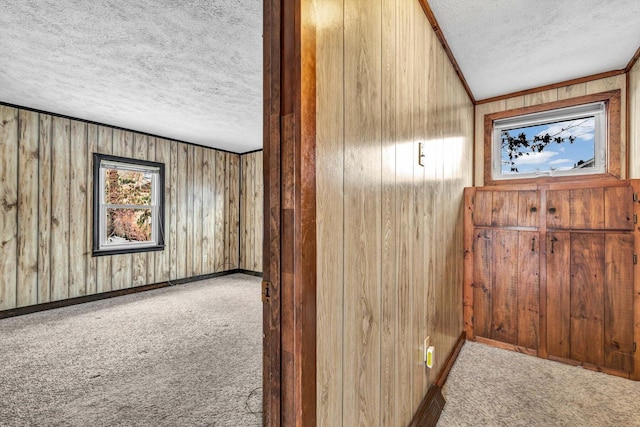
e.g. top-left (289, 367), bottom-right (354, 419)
top-left (93, 154), bottom-right (165, 256)
top-left (484, 90), bottom-right (621, 185)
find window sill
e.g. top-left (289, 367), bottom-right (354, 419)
top-left (92, 245), bottom-right (165, 257)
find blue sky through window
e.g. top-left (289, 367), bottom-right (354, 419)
top-left (501, 117), bottom-right (595, 174)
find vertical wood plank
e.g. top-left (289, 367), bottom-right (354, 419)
top-left (16, 110), bottom-right (39, 307)
top-left (604, 186), bottom-right (634, 230)
top-left (343, 0), bottom-right (382, 423)
top-left (186, 145), bottom-right (195, 277)
top-left (38, 115), bottom-right (52, 303)
top-left (228, 154), bottom-right (240, 269)
top-left (546, 190), bottom-right (571, 229)
top-left (50, 116), bottom-right (70, 301)
top-left (517, 190), bottom-right (539, 228)
top-left (523, 88), bottom-right (558, 107)
top-left (85, 124), bottom-right (98, 295)
top-left (214, 151), bottom-right (226, 272)
top-left (491, 229), bottom-right (519, 344)
top-left (0, 106), bottom-right (18, 310)
top-left (193, 146), bottom-right (203, 276)
top-left (315, 0), bottom-right (345, 421)
top-left (169, 141), bottom-right (178, 280)
top-left (571, 188), bottom-right (604, 230)
top-left (254, 152), bottom-right (264, 271)
top-left (473, 228), bottom-right (493, 338)
top-left (154, 138), bottom-right (171, 282)
top-left (517, 231), bottom-right (539, 349)
top-left (132, 133), bottom-right (149, 287)
top-left (570, 233), bottom-right (605, 366)
top-left (201, 148), bottom-right (214, 274)
top-left (557, 83), bottom-right (587, 100)
top-left (473, 190), bottom-right (492, 226)
top-left (96, 126), bottom-right (113, 293)
top-left (604, 233), bottom-right (634, 372)
top-left (546, 232), bottom-right (571, 358)
top-left (176, 143), bottom-right (188, 278)
top-left (240, 154), bottom-right (248, 269)
top-left (491, 191), bottom-right (519, 226)
top-left (223, 153), bottom-right (231, 269)
top-left (463, 189), bottom-right (475, 340)
top-left (250, 153), bottom-right (258, 270)
top-left (68, 120), bottom-right (87, 298)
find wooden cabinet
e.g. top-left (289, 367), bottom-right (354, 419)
top-left (465, 181), bottom-right (639, 380)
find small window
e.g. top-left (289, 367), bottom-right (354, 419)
top-left (93, 154), bottom-right (165, 256)
top-left (493, 102), bottom-right (606, 180)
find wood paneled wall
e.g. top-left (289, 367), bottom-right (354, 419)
top-left (314, 0), bottom-right (474, 425)
top-left (630, 60), bottom-right (640, 179)
top-left (240, 150), bottom-right (263, 272)
top-left (475, 74), bottom-right (628, 186)
top-left (0, 106), bottom-right (240, 311)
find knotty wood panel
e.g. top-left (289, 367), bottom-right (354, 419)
top-left (517, 190), bottom-right (539, 228)
top-left (239, 151), bottom-right (264, 272)
top-left (473, 190), bottom-right (492, 226)
top-left (491, 191), bottom-right (519, 226)
top-left (604, 186), bottom-right (634, 230)
top-left (0, 106), bottom-right (18, 310)
top-left (546, 190), bottom-right (571, 229)
top-left (631, 60), bottom-right (640, 179)
top-left (473, 229), bottom-right (493, 338)
top-left (17, 110), bottom-right (39, 307)
top-left (492, 229), bottom-right (519, 344)
top-left (314, 0), bottom-right (475, 423)
top-left (570, 233), bottom-right (605, 366)
top-left (546, 232), bottom-right (571, 358)
top-left (604, 234), bottom-right (634, 372)
top-left (0, 106), bottom-right (242, 312)
top-left (571, 188), bottom-right (604, 230)
top-left (517, 231), bottom-right (539, 349)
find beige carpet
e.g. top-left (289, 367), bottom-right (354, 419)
top-left (438, 341), bottom-right (640, 427)
top-left (0, 273), bottom-right (262, 427)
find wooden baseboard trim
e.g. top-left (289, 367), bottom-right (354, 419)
top-left (0, 269), bottom-right (260, 320)
top-left (475, 336), bottom-right (538, 357)
top-left (409, 331), bottom-right (466, 427)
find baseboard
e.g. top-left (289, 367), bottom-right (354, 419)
top-left (0, 269), bottom-right (261, 320)
top-left (409, 331), bottom-right (466, 427)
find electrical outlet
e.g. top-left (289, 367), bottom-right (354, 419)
top-left (423, 336), bottom-right (430, 365)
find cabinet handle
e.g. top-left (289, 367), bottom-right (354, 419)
top-left (548, 207), bottom-right (556, 214)
top-left (550, 237), bottom-right (557, 254)
top-left (531, 237), bottom-right (536, 252)
top-left (530, 206), bottom-right (537, 213)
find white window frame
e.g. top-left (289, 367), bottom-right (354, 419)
top-left (93, 154), bottom-right (165, 256)
top-left (492, 102), bottom-right (607, 181)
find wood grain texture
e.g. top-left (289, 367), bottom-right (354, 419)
top-left (546, 232), bottom-right (571, 358)
top-left (473, 190), bottom-right (492, 226)
top-left (313, 0), bottom-right (475, 423)
top-left (17, 110), bottom-right (39, 307)
top-left (176, 143), bottom-right (188, 278)
top-left (571, 188), bottom-right (604, 230)
top-left (168, 141), bottom-right (178, 280)
top-left (473, 228), bottom-right (493, 338)
top-left (0, 106), bottom-right (18, 310)
top-left (517, 231), bottom-right (539, 350)
top-left (604, 233), bottom-right (634, 372)
top-left (570, 233), bottom-right (605, 366)
top-left (517, 190), bottom-right (539, 228)
top-left (0, 107), bottom-right (243, 312)
top-left (239, 151), bottom-right (264, 272)
top-left (491, 191), bottom-right (518, 226)
top-left (604, 186), bottom-right (634, 230)
top-left (630, 61), bottom-right (640, 179)
top-left (546, 190), bottom-right (571, 229)
top-left (632, 180), bottom-right (640, 381)
top-left (491, 229), bottom-right (519, 344)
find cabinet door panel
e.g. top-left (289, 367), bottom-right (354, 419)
top-left (546, 232), bottom-right (571, 358)
top-left (517, 191), bottom-right (539, 228)
top-left (492, 230), bottom-right (519, 344)
top-left (604, 187), bottom-right (634, 230)
top-left (547, 190), bottom-right (571, 229)
top-left (517, 231), bottom-right (539, 349)
top-left (473, 228), bottom-right (493, 338)
top-left (571, 188), bottom-right (604, 230)
top-left (604, 234), bottom-right (634, 372)
top-left (570, 233), bottom-right (605, 366)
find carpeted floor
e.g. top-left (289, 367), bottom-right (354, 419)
top-left (0, 273), bottom-right (262, 427)
top-left (438, 341), bottom-right (640, 427)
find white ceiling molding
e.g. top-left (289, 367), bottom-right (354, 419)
top-left (0, 0), bottom-right (263, 153)
top-left (428, 0), bottom-right (640, 101)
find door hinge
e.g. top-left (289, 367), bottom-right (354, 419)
top-left (262, 281), bottom-right (271, 303)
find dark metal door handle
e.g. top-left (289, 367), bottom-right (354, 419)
top-left (530, 206), bottom-right (537, 213)
top-left (548, 207), bottom-right (556, 214)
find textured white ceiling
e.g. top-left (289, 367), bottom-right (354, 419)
top-left (0, 0), bottom-right (262, 153)
top-left (428, 0), bottom-right (640, 101)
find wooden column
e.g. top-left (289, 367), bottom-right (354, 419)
top-left (263, 0), bottom-right (317, 425)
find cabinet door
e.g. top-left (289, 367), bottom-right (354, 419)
top-left (474, 190), bottom-right (539, 227)
top-left (473, 229), bottom-right (539, 349)
top-left (604, 187), bottom-right (634, 230)
top-left (546, 232), bottom-right (571, 358)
